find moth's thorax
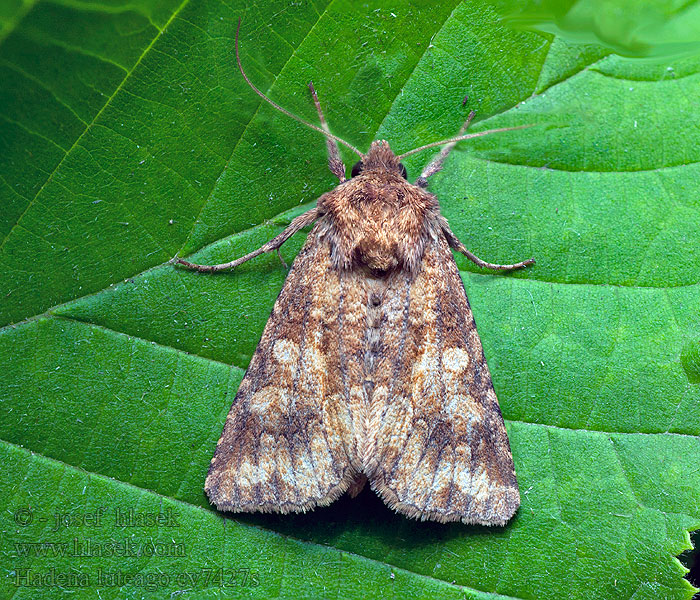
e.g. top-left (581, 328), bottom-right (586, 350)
top-left (319, 143), bottom-right (440, 274)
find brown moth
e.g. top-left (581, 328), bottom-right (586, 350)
top-left (175, 19), bottom-right (534, 525)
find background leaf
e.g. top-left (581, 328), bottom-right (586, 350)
top-left (2, 0), bottom-right (700, 598)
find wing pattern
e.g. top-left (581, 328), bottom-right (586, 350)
top-left (205, 222), bottom-right (366, 512)
top-left (366, 235), bottom-right (519, 525)
top-left (206, 224), bottom-right (518, 524)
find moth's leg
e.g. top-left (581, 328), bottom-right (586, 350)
top-left (416, 110), bottom-right (475, 188)
top-left (308, 81), bottom-right (346, 183)
top-left (172, 207), bottom-right (321, 272)
top-left (441, 217), bottom-right (535, 271)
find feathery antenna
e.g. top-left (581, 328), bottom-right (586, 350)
top-left (235, 18), bottom-right (364, 159)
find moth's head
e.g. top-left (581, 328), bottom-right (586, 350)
top-left (350, 140), bottom-right (408, 180)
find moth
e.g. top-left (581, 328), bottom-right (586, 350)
top-left (175, 19), bottom-right (534, 525)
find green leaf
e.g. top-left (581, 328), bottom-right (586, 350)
top-left (2, 1), bottom-right (699, 599)
top-left (501, 0), bottom-right (700, 59)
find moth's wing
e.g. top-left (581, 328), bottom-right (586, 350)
top-left (205, 225), bottom-right (363, 513)
top-left (367, 235), bottom-right (520, 525)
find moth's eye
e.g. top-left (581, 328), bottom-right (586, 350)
top-left (351, 161), bottom-right (363, 178)
top-left (398, 163), bottom-right (408, 179)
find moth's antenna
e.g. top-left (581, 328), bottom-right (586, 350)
top-left (397, 124), bottom-right (534, 160)
top-left (235, 18), bottom-right (364, 159)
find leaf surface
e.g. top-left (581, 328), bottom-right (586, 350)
top-left (2, 1), bottom-right (700, 598)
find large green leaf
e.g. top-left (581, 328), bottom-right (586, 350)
top-left (2, 0), bottom-right (700, 598)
